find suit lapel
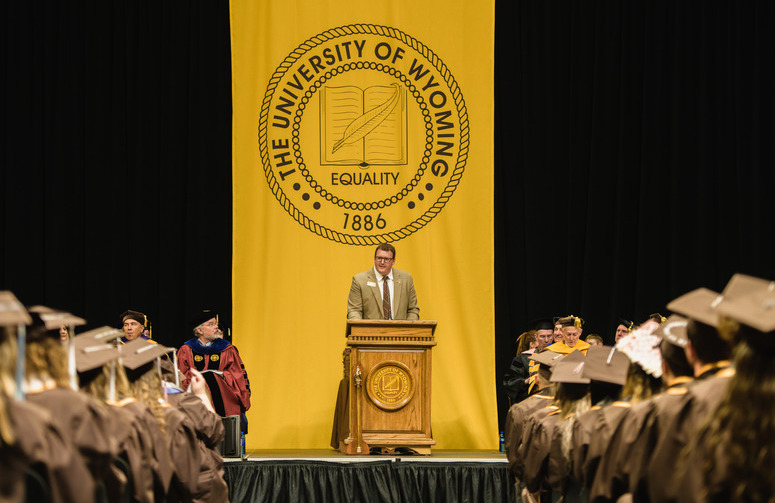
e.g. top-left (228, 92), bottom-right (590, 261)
top-left (392, 270), bottom-right (403, 317)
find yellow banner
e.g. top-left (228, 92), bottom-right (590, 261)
top-left (231, 0), bottom-right (495, 449)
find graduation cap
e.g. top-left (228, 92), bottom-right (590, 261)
top-left (26, 306), bottom-right (87, 392)
top-left (716, 284), bottom-right (775, 335)
top-left (0, 292), bottom-right (31, 401)
top-left (72, 327), bottom-right (122, 373)
top-left (722, 273), bottom-right (775, 299)
top-left (0, 291), bottom-right (32, 326)
top-left (616, 318), bottom-right (635, 331)
top-left (191, 310), bottom-right (219, 328)
top-left (563, 349), bottom-right (585, 363)
top-left (667, 288), bottom-right (724, 328)
top-left (582, 345), bottom-right (630, 385)
top-left (120, 338), bottom-right (173, 370)
top-left (556, 315), bottom-right (584, 329)
top-left (550, 355), bottom-right (590, 384)
top-left (528, 317), bottom-right (555, 332)
top-left (120, 310), bottom-right (147, 327)
top-left (652, 315), bottom-right (689, 348)
top-left (530, 350), bottom-right (566, 368)
top-left (647, 313), bottom-right (667, 324)
top-left (27, 306), bottom-right (85, 336)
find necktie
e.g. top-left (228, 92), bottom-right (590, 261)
top-left (382, 275), bottom-right (391, 320)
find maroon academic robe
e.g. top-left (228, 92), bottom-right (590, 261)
top-left (178, 338), bottom-right (250, 417)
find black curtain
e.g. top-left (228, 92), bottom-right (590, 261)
top-left (3, 1), bottom-right (774, 431)
top-left (494, 1), bottom-right (775, 427)
top-left (224, 460), bottom-right (514, 503)
top-left (2, 1), bottom-right (232, 347)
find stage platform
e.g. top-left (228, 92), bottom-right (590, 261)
top-left (224, 450), bottom-right (515, 502)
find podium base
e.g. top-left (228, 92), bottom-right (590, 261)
top-left (339, 438), bottom-right (370, 455)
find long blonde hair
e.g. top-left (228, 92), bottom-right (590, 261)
top-left (128, 363), bottom-right (166, 433)
top-left (693, 319), bottom-right (775, 502)
top-left (0, 330), bottom-right (17, 445)
top-left (25, 338), bottom-right (69, 388)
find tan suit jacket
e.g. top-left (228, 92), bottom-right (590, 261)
top-left (347, 268), bottom-right (420, 320)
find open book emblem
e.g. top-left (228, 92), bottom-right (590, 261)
top-left (321, 83), bottom-right (407, 167)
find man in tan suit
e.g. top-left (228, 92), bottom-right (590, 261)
top-left (347, 243), bottom-right (420, 320)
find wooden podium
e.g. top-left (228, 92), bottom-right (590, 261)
top-left (337, 319), bottom-right (437, 455)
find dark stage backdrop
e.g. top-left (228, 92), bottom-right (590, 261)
top-left (2, 2), bottom-right (774, 431)
top-left (2, 1), bottom-right (233, 344)
top-left (493, 1), bottom-right (775, 428)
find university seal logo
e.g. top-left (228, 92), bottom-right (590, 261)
top-left (259, 24), bottom-right (468, 245)
top-left (366, 362), bottom-right (414, 410)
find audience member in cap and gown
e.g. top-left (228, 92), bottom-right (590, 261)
top-left (77, 327), bottom-right (157, 503)
top-left (645, 283), bottom-right (745, 502)
top-left (651, 274), bottom-right (775, 502)
top-left (544, 355), bottom-right (592, 503)
top-left (122, 338), bottom-right (200, 502)
top-left (164, 363), bottom-right (231, 503)
top-left (23, 309), bottom-right (117, 499)
top-left (0, 293), bottom-right (93, 503)
top-left (504, 348), bottom-right (564, 486)
top-left (577, 324), bottom-right (663, 494)
top-left (519, 351), bottom-right (587, 500)
top-left (590, 316), bottom-right (694, 502)
top-left (672, 282), bottom-right (775, 502)
top-left (569, 345), bottom-right (629, 489)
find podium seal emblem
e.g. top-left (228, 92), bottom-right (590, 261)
top-left (366, 361), bottom-right (414, 410)
top-left (259, 24), bottom-right (468, 245)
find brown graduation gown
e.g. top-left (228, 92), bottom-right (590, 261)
top-left (570, 406), bottom-right (603, 487)
top-left (119, 398), bottom-right (174, 500)
top-left (521, 406), bottom-right (561, 494)
top-left (504, 389), bottom-right (555, 483)
top-left (109, 401), bottom-right (155, 503)
top-left (169, 392), bottom-right (229, 503)
top-left (4, 398), bottom-right (94, 503)
top-left (26, 387), bottom-right (116, 489)
top-left (590, 377), bottom-right (693, 502)
top-left (575, 401), bottom-right (631, 492)
top-left (647, 368), bottom-right (734, 503)
top-left (162, 401), bottom-right (201, 502)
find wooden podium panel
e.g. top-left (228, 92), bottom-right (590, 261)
top-left (338, 320), bottom-right (437, 455)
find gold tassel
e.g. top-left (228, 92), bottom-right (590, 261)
top-left (574, 316), bottom-right (581, 329)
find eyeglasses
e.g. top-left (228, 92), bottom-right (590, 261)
top-left (375, 257), bottom-right (394, 263)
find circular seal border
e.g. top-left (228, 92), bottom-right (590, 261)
top-left (366, 361), bottom-right (415, 411)
top-left (258, 24), bottom-right (469, 245)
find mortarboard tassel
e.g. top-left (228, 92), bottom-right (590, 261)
top-left (15, 325), bottom-right (26, 401)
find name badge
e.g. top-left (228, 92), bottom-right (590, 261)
top-left (367, 281), bottom-right (377, 287)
